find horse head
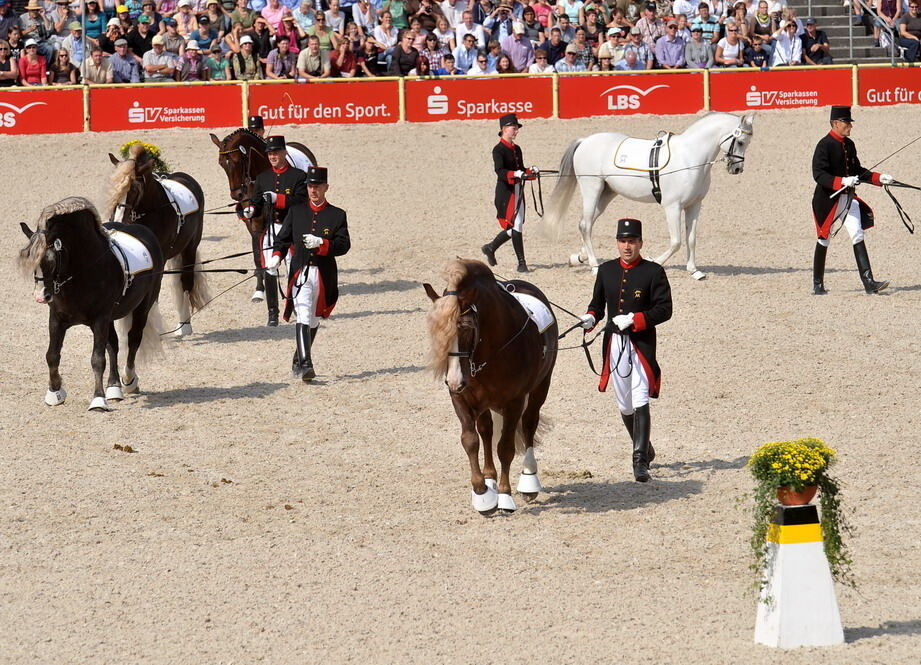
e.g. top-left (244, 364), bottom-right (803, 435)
top-left (211, 129), bottom-right (267, 203)
top-left (107, 147), bottom-right (156, 223)
top-left (722, 113), bottom-right (755, 176)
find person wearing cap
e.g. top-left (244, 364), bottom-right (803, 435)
top-left (655, 18), bottom-right (686, 67)
top-left (243, 135), bottom-right (308, 327)
top-left (481, 114), bottom-right (538, 272)
top-left (634, 2), bottom-right (664, 48)
top-left (811, 106), bottom-right (896, 295)
top-left (115, 5), bottom-right (133, 34)
top-left (80, 45), bottom-right (114, 82)
top-left (162, 17), bottom-right (186, 55)
top-left (127, 13), bottom-right (155, 60)
top-left (190, 15), bottom-right (219, 50)
top-left (176, 38), bottom-right (209, 79)
top-left (110, 37), bottom-right (141, 80)
top-left (554, 41), bottom-right (587, 70)
top-left (597, 27), bottom-right (624, 62)
top-left (622, 25), bottom-right (652, 68)
top-left (142, 33), bottom-right (178, 79)
top-left (59, 21), bottom-right (85, 64)
top-left (500, 20), bottom-right (535, 70)
top-left (579, 218), bottom-right (673, 483)
top-left (800, 17), bottom-right (832, 64)
top-left (175, 0), bottom-right (199, 37)
top-left (684, 23), bottom-right (714, 67)
top-left (228, 33), bottom-right (263, 78)
top-left (268, 165), bottom-right (350, 381)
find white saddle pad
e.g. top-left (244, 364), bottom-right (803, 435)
top-left (159, 178), bottom-right (200, 216)
top-left (286, 145), bottom-right (314, 172)
top-left (511, 292), bottom-right (555, 334)
top-left (108, 229), bottom-right (154, 276)
top-left (613, 135), bottom-right (672, 172)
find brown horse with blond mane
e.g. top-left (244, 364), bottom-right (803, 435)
top-left (424, 259), bottom-right (558, 515)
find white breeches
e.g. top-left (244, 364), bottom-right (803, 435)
top-left (293, 266), bottom-right (320, 328)
top-left (818, 197), bottom-right (864, 247)
top-left (511, 182), bottom-right (525, 232)
top-left (261, 222), bottom-right (284, 273)
top-left (609, 334), bottom-right (650, 415)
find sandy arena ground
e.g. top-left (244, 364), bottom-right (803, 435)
top-left (1, 107), bottom-right (920, 664)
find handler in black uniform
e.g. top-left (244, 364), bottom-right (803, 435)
top-left (811, 105), bottom-right (895, 295)
top-left (247, 114), bottom-right (265, 138)
top-left (481, 113), bottom-right (538, 273)
top-left (242, 135), bottom-right (307, 326)
top-left (267, 166), bottom-right (350, 382)
top-left (579, 219), bottom-right (672, 482)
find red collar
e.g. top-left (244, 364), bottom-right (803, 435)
top-left (309, 200), bottom-right (328, 211)
top-left (619, 256), bottom-right (642, 269)
top-left (828, 130), bottom-right (845, 143)
top-left (500, 138), bottom-right (515, 148)
top-left (272, 164), bottom-right (289, 174)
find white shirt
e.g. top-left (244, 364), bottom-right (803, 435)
top-left (373, 24), bottom-right (399, 47)
top-left (456, 21), bottom-right (487, 49)
top-left (440, 0), bottom-right (467, 27)
top-left (527, 61), bottom-right (554, 73)
top-left (672, 0), bottom-right (699, 19)
top-left (770, 29), bottom-right (801, 65)
top-left (467, 63), bottom-right (497, 75)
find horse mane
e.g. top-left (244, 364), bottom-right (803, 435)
top-left (426, 259), bottom-right (495, 377)
top-left (18, 197), bottom-right (104, 277)
top-left (225, 127), bottom-right (265, 148)
top-left (105, 142), bottom-right (145, 220)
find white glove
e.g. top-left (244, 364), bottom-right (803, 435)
top-left (529, 165), bottom-right (540, 176)
top-left (265, 254), bottom-right (281, 270)
top-left (579, 313), bottom-right (596, 330)
top-left (242, 206), bottom-right (255, 219)
top-left (302, 233), bottom-right (323, 249)
top-left (263, 191), bottom-right (278, 204)
top-left (612, 313), bottom-right (635, 331)
top-left (512, 170), bottom-right (524, 180)
top-left (841, 175), bottom-right (861, 188)
top-left (880, 174), bottom-right (894, 185)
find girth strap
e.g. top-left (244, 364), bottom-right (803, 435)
top-left (648, 137), bottom-right (664, 204)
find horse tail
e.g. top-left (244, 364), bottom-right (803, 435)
top-left (117, 300), bottom-right (164, 366)
top-left (539, 138), bottom-right (583, 241)
top-left (171, 249), bottom-right (211, 313)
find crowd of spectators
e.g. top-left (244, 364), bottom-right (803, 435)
top-left (0, 0), bottom-right (851, 87)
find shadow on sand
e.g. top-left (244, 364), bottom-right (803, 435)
top-left (185, 324), bottom-right (292, 345)
top-left (655, 456), bottom-right (749, 477)
top-left (845, 620), bottom-right (921, 643)
top-left (141, 381), bottom-right (287, 407)
top-left (526, 477), bottom-right (703, 514)
top-left (336, 364), bottom-right (425, 381)
top-left (340, 279), bottom-right (421, 296)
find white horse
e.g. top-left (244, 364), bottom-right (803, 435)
top-left (541, 112), bottom-right (755, 279)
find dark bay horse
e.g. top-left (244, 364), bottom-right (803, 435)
top-left (424, 259), bottom-right (558, 516)
top-left (106, 143), bottom-right (208, 337)
top-left (19, 197), bottom-right (164, 411)
top-left (209, 129), bottom-right (317, 305)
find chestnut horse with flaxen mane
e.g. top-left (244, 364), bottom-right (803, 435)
top-left (424, 259), bottom-right (558, 516)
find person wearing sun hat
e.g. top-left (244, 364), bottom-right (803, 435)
top-left (176, 38), bottom-right (209, 79)
top-left (20, 1), bottom-right (54, 59)
top-left (59, 20), bottom-right (85, 64)
top-left (142, 32), bottom-right (178, 79)
top-left (481, 113), bottom-right (539, 273)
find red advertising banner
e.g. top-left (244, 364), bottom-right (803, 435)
top-left (0, 88), bottom-right (83, 135)
top-left (89, 83), bottom-right (242, 131)
top-left (404, 76), bottom-right (553, 122)
top-left (557, 72), bottom-right (704, 118)
top-left (709, 68), bottom-right (851, 112)
top-left (249, 81), bottom-right (399, 124)
top-left (858, 66), bottom-right (921, 106)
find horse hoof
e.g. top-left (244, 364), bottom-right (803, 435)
top-left (520, 492), bottom-right (539, 503)
top-left (87, 396), bottom-right (112, 412)
top-left (105, 385), bottom-right (125, 401)
top-left (174, 322), bottom-right (193, 338)
top-left (691, 270), bottom-right (707, 281)
top-left (251, 290), bottom-right (265, 303)
top-left (44, 389), bottom-right (67, 406)
top-left (517, 471), bottom-right (542, 495)
top-left (497, 493), bottom-right (517, 513)
top-left (471, 486), bottom-right (498, 514)
top-left (122, 375), bottom-right (139, 394)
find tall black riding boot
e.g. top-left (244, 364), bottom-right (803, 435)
top-left (295, 323), bottom-right (315, 382)
top-left (265, 274), bottom-right (279, 326)
top-left (853, 241), bottom-right (889, 294)
top-left (622, 411), bottom-right (654, 463)
top-left (631, 404), bottom-right (652, 482)
top-left (293, 323), bottom-right (307, 378)
top-left (812, 242), bottom-right (828, 295)
top-left (481, 230), bottom-right (510, 266)
top-left (511, 230), bottom-right (528, 272)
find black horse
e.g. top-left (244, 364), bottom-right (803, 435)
top-left (19, 197), bottom-right (165, 411)
top-left (106, 143), bottom-right (207, 337)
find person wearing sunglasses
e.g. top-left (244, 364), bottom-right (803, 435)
top-left (655, 18), bottom-right (685, 68)
top-left (0, 38), bottom-right (18, 86)
top-left (769, 17), bottom-right (801, 65)
top-left (714, 18), bottom-right (743, 66)
top-left (898, 1), bottom-right (921, 62)
top-left (18, 37), bottom-right (47, 85)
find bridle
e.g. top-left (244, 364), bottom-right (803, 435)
top-left (218, 135), bottom-right (260, 202)
top-left (720, 121), bottom-right (752, 170)
top-left (32, 232), bottom-right (72, 296)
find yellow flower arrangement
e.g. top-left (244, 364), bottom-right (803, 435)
top-left (748, 437), bottom-right (835, 491)
top-left (118, 140), bottom-right (170, 173)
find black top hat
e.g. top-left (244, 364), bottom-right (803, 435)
top-left (247, 114), bottom-right (265, 130)
top-left (829, 105), bottom-right (854, 123)
top-left (265, 135), bottom-right (286, 151)
top-left (306, 166), bottom-right (328, 185)
top-left (499, 113), bottom-right (523, 130)
top-left (616, 218), bottom-right (643, 239)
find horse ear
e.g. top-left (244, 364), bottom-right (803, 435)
top-left (744, 113), bottom-right (755, 127)
top-left (108, 152), bottom-right (121, 166)
top-left (423, 283), bottom-right (440, 303)
top-left (20, 222), bottom-right (34, 239)
top-left (209, 133), bottom-right (222, 148)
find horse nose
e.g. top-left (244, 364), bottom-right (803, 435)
top-left (445, 377), bottom-right (467, 394)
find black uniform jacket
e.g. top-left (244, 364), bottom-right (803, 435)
top-left (811, 131), bottom-right (882, 240)
top-left (585, 256), bottom-right (672, 396)
top-left (272, 200), bottom-right (351, 321)
top-left (251, 164), bottom-right (308, 226)
top-left (493, 138), bottom-right (526, 228)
